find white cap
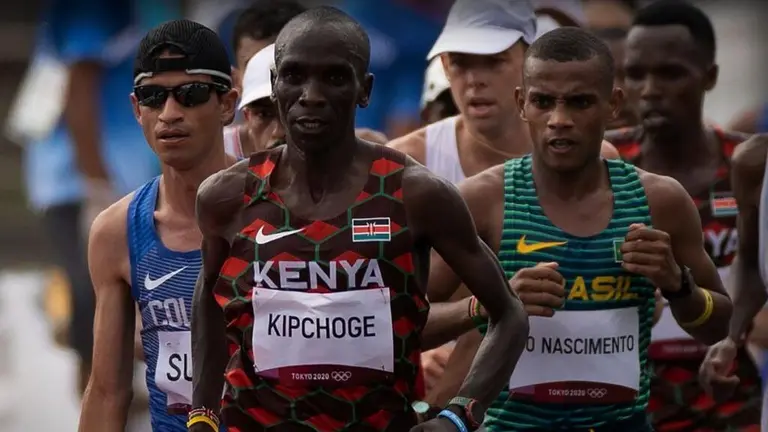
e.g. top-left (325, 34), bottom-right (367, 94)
top-left (535, 14), bottom-right (562, 39)
top-left (238, 44), bottom-right (275, 111)
top-left (421, 57), bottom-right (451, 108)
top-left (427, 0), bottom-right (537, 60)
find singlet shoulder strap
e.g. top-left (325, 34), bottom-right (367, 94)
top-left (605, 158), bottom-right (651, 226)
top-left (377, 142), bottom-right (409, 166)
top-left (424, 116), bottom-right (464, 183)
top-left (245, 147), bottom-right (283, 201)
top-left (126, 176), bottom-right (161, 301)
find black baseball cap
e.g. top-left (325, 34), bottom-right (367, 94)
top-left (133, 19), bottom-right (232, 87)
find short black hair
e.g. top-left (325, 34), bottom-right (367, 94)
top-left (232, 0), bottom-right (307, 53)
top-left (525, 27), bottom-right (614, 94)
top-left (275, 7), bottom-right (370, 75)
top-left (632, 0), bottom-right (716, 64)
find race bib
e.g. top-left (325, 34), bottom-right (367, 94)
top-left (155, 331), bottom-right (192, 413)
top-left (509, 308), bottom-right (640, 404)
top-left (649, 304), bottom-right (706, 359)
top-left (251, 287), bottom-right (394, 386)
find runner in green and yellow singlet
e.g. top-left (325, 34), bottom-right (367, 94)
top-left (424, 27), bottom-right (733, 431)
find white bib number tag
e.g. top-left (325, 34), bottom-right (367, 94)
top-left (155, 331), bottom-right (193, 412)
top-left (251, 287), bottom-right (394, 385)
top-left (509, 308), bottom-right (640, 404)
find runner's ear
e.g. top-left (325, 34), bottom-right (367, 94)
top-left (515, 87), bottom-right (527, 122)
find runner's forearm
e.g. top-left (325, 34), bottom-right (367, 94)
top-left (454, 245), bottom-right (529, 408)
top-left (79, 389), bottom-right (133, 432)
top-left (426, 330), bottom-right (482, 407)
top-left (191, 269), bottom-right (228, 411)
top-left (670, 285), bottom-right (732, 345)
top-left (727, 256), bottom-right (767, 342)
top-left (421, 297), bottom-right (478, 350)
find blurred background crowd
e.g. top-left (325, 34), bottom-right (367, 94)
top-left (0, 0), bottom-right (765, 430)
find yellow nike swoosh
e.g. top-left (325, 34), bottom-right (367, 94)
top-left (516, 235), bottom-right (567, 254)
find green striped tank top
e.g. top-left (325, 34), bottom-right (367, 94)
top-left (480, 155), bottom-right (656, 430)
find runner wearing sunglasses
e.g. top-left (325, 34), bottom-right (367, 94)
top-left (78, 20), bottom-right (237, 432)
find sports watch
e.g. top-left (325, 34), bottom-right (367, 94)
top-left (412, 400), bottom-right (441, 420)
top-left (661, 265), bottom-right (693, 300)
top-left (446, 397), bottom-right (484, 430)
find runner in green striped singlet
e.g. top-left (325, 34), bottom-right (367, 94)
top-left (424, 27), bottom-right (733, 431)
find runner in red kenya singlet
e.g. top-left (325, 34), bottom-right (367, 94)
top-left (189, 7), bottom-right (529, 432)
top-left (606, 3), bottom-right (759, 429)
top-left (609, 128), bottom-right (757, 430)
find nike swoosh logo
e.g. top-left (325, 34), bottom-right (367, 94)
top-left (255, 226), bottom-right (305, 245)
top-left (144, 267), bottom-right (188, 291)
top-left (516, 235), bottom-right (567, 254)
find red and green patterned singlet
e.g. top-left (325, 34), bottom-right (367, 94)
top-left (610, 126), bottom-right (760, 432)
top-left (213, 146), bottom-right (429, 431)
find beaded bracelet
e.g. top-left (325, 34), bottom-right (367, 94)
top-left (187, 407), bottom-right (220, 432)
top-left (468, 296), bottom-right (486, 327)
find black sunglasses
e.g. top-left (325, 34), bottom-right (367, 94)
top-left (134, 82), bottom-right (230, 108)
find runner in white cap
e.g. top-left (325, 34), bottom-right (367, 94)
top-left (233, 44), bottom-right (284, 155)
top-left (392, 0), bottom-right (620, 406)
top-left (223, 0), bottom-right (307, 158)
top-left (390, 0), bottom-right (618, 185)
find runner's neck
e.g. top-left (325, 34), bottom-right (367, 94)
top-left (161, 146), bottom-right (233, 218)
top-left (283, 136), bottom-right (359, 203)
top-left (532, 155), bottom-right (608, 201)
top-left (641, 121), bottom-right (717, 168)
top-left (458, 114), bottom-right (532, 161)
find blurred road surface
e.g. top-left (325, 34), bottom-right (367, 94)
top-left (0, 271), bottom-right (150, 431)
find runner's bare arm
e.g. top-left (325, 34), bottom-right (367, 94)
top-left (420, 168), bottom-right (504, 349)
top-left (421, 296), bottom-right (484, 350)
top-left (427, 330), bottom-right (484, 406)
top-left (641, 171), bottom-right (732, 344)
top-left (387, 129), bottom-right (427, 164)
top-left (78, 198), bottom-right (135, 432)
top-left (726, 135), bottom-right (767, 342)
top-left (404, 164), bottom-right (528, 408)
top-left (191, 163), bottom-right (247, 416)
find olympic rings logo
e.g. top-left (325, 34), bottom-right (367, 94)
top-left (331, 371), bottom-right (352, 382)
top-left (587, 388), bottom-right (607, 399)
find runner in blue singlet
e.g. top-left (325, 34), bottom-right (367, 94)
top-left (78, 20), bottom-right (238, 431)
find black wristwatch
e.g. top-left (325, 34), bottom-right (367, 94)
top-left (660, 266), bottom-right (693, 300)
top-left (446, 397), bottom-right (485, 430)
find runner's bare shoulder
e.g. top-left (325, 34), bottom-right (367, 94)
top-left (636, 168), bottom-right (698, 229)
top-left (196, 159), bottom-right (249, 235)
top-left (731, 133), bottom-right (768, 191)
top-left (387, 127), bottom-right (427, 165)
top-left (88, 192), bottom-right (135, 281)
top-left (457, 165), bottom-right (505, 235)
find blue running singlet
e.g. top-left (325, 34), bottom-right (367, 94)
top-left (127, 177), bottom-right (200, 431)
